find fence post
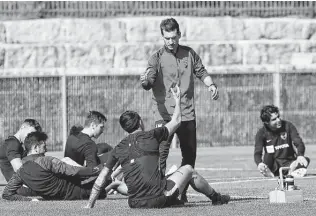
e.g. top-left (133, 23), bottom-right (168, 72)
top-left (61, 75), bottom-right (67, 153)
top-left (273, 63), bottom-right (281, 110)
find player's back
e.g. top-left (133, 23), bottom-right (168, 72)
top-left (64, 132), bottom-right (98, 166)
top-left (116, 130), bottom-right (167, 201)
top-left (20, 155), bottom-right (81, 200)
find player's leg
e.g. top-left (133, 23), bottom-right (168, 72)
top-left (189, 168), bottom-right (230, 205)
top-left (105, 180), bottom-right (128, 196)
top-left (289, 156), bottom-right (310, 177)
top-left (165, 165), bottom-right (230, 205)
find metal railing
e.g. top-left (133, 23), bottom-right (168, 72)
top-left (0, 1), bottom-right (315, 20)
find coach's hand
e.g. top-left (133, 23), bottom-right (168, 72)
top-left (296, 156), bottom-right (308, 167)
top-left (140, 72), bottom-right (148, 85)
top-left (208, 84), bottom-right (219, 100)
top-left (257, 162), bottom-right (268, 173)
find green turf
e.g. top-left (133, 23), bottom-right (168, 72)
top-left (1, 146), bottom-right (316, 216)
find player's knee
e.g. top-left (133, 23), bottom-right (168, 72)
top-left (182, 164), bottom-right (194, 175)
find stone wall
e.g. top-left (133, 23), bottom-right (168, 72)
top-left (0, 17), bottom-right (316, 148)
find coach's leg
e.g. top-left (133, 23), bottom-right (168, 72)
top-left (176, 120), bottom-right (197, 202)
top-left (177, 120), bottom-right (197, 168)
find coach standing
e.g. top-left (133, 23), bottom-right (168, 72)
top-left (140, 17), bottom-right (219, 202)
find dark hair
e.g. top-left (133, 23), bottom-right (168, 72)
top-left (119, 111), bottom-right (141, 133)
top-left (84, 111), bottom-right (107, 127)
top-left (260, 105), bottom-right (280, 123)
top-left (69, 124), bottom-right (84, 136)
top-left (160, 18), bottom-right (180, 35)
top-left (24, 119), bottom-right (42, 132)
top-left (24, 131), bottom-right (48, 153)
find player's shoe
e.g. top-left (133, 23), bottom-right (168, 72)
top-left (180, 193), bottom-right (188, 203)
top-left (166, 164), bottom-right (178, 176)
top-left (290, 168), bottom-right (307, 178)
top-left (210, 193), bottom-right (230, 205)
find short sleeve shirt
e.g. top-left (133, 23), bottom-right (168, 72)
top-left (106, 126), bottom-right (169, 201)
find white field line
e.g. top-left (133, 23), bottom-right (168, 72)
top-left (187, 193), bottom-right (268, 200)
top-left (195, 167), bottom-right (316, 171)
top-left (188, 193), bottom-right (316, 202)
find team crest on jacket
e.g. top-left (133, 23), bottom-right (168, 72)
top-left (280, 132), bottom-right (287, 140)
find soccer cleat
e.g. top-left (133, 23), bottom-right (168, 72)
top-left (211, 193), bottom-right (230, 205)
top-left (180, 193), bottom-right (189, 203)
top-left (290, 168), bottom-right (307, 178)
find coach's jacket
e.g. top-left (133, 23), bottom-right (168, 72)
top-left (2, 154), bottom-right (100, 201)
top-left (141, 45), bottom-right (210, 121)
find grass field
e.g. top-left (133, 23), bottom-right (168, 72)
top-left (1, 146), bottom-right (316, 216)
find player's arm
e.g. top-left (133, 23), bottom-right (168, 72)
top-left (2, 173), bottom-right (32, 201)
top-left (254, 130), bottom-right (265, 166)
top-left (288, 122), bottom-right (305, 156)
top-left (164, 85), bottom-right (181, 136)
top-left (6, 140), bottom-right (23, 172)
top-left (82, 143), bottom-right (99, 168)
top-left (191, 49), bottom-right (219, 100)
top-left (141, 54), bottom-right (159, 90)
top-left (39, 156), bottom-right (100, 177)
top-left (288, 123), bottom-right (308, 166)
top-left (85, 152), bottom-right (118, 208)
top-left (85, 166), bottom-right (111, 208)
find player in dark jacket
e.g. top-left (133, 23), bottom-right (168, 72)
top-left (64, 111), bottom-right (112, 167)
top-left (2, 131), bottom-right (105, 201)
top-left (254, 105), bottom-right (310, 177)
top-left (0, 119), bottom-right (42, 182)
top-left (85, 85), bottom-right (230, 209)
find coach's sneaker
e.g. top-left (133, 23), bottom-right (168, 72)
top-left (210, 192), bottom-right (230, 205)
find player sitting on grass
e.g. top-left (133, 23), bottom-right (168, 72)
top-left (0, 119), bottom-right (42, 182)
top-left (64, 111), bottom-right (113, 167)
top-left (2, 131), bottom-right (108, 201)
top-left (85, 85), bottom-right (230, 209)
top-left (254, 105), bottom-right (310, 178)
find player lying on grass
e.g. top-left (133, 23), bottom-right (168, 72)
top-left (254, 105), bottom-right (310, 178)
top-left (85, 85), bottom-right (230, 208)
top-left (2, 131), bottom-right (109, 201)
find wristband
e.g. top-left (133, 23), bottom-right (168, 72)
top-left (209, 83), bottom-right (217, 88)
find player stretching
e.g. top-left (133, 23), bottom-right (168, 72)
top-left (85, 85), bottom-right (230, 208)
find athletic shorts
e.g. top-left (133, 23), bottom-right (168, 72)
top-left (128, 179), bottom-right (179, 208)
